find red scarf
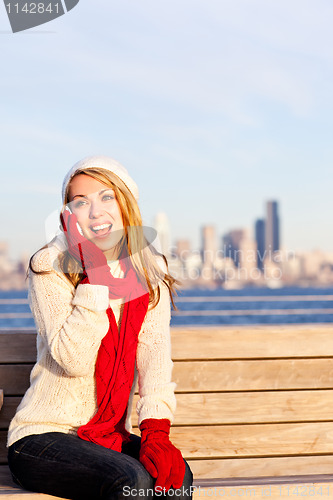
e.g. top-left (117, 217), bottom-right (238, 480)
top-left (77, 257), bottom-right (149, 452)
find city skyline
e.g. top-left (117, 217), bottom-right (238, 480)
top-left (1, 197), bottom-right (332, 265)
top-left (1, 200), bottom-right (332, 290)
top-left (1, 202), bottom-right (333, 264)
top-left (1, 222), bottom-right (333, 291)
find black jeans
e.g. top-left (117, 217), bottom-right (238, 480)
top-left (8, 432), bottom-right (193, 499)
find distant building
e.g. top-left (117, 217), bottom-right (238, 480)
top-left (0, 242), bottom-right (9, 261)
top-left (222, 229), bottom-right (246, 268)
top-left (0, 242), bottom-right (12, 274)
top-left (0, 242), bottom-right (28, 290)
top-left (174, 239), bottom-right (191, 260)
top-left (184, 251), bottom-right (202, 281)
top-left (154, 212), bottom-right (171, 258)
top-left (255, 219), bottom-right (265, 270)
top-left (239, 231), bottom-right (258, 280)
top-left (265, 201), bottom-right (280, 258)
top-left (201, 225), bottom-right (217, 281)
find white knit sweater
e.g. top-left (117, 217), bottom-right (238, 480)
top-left (7, 234), bottom-right (176, 447)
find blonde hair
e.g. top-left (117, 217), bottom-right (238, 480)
top-left (31, 167), bottom-right (179, 309)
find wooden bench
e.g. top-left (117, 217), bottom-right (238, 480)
top-left (1, 325), bottom-right (333, 498)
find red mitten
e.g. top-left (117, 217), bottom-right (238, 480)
top-left (139, 419), bottom-right (185, 492)
top-left (60, 209), bottom-right (112, 286)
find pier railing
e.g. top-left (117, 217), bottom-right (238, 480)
top-left (2, 295), bottom-right (333, 324)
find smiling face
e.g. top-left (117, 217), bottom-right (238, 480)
top-left (68, 173), bottom-right (124, 259)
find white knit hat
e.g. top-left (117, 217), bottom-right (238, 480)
top-left (62, 155), bottom-right (139, 202)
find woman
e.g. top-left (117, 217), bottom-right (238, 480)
top-left (7, 156), bottom-right (193, 499)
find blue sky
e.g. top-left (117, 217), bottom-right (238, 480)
top-left (1, 0), bottom-right (333, 259)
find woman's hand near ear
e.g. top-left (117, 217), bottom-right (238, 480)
top-left (60, 210), bottom-right (111, 286)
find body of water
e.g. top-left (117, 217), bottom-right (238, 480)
top-left (171, 286), bottom-right (333, 326)
top-left (0, 287), bottom-right (333, 329)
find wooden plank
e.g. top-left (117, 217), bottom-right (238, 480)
top-left (0, 334), bottom-right (36, 364)
top-left (0, 398), bottom-right (21, 429)
top-left (173, 358), bottom-right (333, 392)
top-left (171, 325), bottom-right (333, 359)
top-left (0, 432), bottom-right (8, 464)
top-left (0, 492), bottom-right (62, 499)
top-left (2, 325), bottom-right (333, 362)
top-left (0, 466), bottom-right (62, 499)
top-left (131, 390), bottom-right (333, 425)
top-left (193, 475), bottom-right (333, 486)
top-left (0, 367), bottom-right (32, 396)
top-left (169, 422), bottom-right (333, 458)
top-left (174, 390), bottom-right (333, 425)
top-left (0, 466), bottom-right (16, 489)
top-left (130, 422), bottom-right (333, 459)
top-left (0, 466), bottom-right (62, 500)
top-left (188, 455), bottom-right (333, 479)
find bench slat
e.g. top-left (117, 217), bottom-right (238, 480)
top-left (173, 358), bottom-right (333, 392)
top-left (145, 390), bottom-right (333, 425)
top-left (0, 398), bottom-right (21, 429)
top-left (0, 335), bottom-right (36, 364)
top-left (188, 455), bottom-right (333, 479)
top-left (0, 433), bottom-right (8, 464)
top-left (193, 483), bottom-right (332, 500)
top-left (0, 367), bottom-right (33, 396)
top-left (169, 422), bottom-right (333, 458)
top-left (171, 325), bottom-right (333, 359)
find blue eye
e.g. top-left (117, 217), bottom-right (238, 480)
top-left (74, 200), bottom-right (87, 208)
top-left (102, 194), bottom-right (114, 201)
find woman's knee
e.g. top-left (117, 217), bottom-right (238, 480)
top-left (129, 465), bottom-right (155, 492)
top-left (104, 461), bottom-right (154, 498)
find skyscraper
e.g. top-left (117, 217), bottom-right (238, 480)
top-left (265, 201), bottom-right (280, 258)
top-left (222, 229), bottom-right (246, 268)
top-left (255, 219), bottom-right (265, 270)
top-left (239, 231), bottom-right (257, 279)
top-left (201, 225), bottom-right (217, 281)
top-left (175, 239), bottom-right (191, 260)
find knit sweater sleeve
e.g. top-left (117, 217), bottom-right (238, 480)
top-left (29, 246), bottom-right (110, 377)
top-left (135, 282), bottom-right (177, 425)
